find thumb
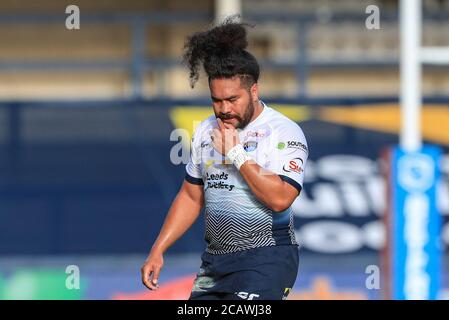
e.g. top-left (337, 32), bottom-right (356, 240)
top-left (216, 118), bottom-right (225, 130)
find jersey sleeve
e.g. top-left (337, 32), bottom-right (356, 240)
top-left (185, 125), bottom-right (204, 185)
top-left (267, 124), bottom-right (308, 194)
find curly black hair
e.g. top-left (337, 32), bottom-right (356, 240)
top-left (182, 15), bottom-right (260, 89)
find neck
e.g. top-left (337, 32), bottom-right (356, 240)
top-left (249, 100), bottom-right (264, 124)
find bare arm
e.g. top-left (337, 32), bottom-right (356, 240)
top-left (238, 161), bottom-right (299, 212)
top-left (141, 180), bottom-right (204, 290)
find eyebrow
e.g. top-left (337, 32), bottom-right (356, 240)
top-left (211, 95), bottom-right (238, 102)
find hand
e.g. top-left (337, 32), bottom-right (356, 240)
top-left (141, 249), bottom-right (164, 290)
top-left (211, 118), bottom-right (240, 156)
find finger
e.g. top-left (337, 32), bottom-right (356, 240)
top-left (216, 118), bottom-right (225, 130)
top-left (222, 128), bottom-right (236, 145)
top-left (152, 266), bottom-right (162, 288)
top-left (147, 270), bottom-right (159, 290)
top-left (211, 131), bottom-right (224, 155)
top-left (141, 267), bottom-right (155, 290)
top-left (211, 131), bottom-right (219, 148)
top-left (211, 129), bottom-right (221, 142)
top-left (222, 121), bottom-right (234, 130)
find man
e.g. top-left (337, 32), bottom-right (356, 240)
top-left (141, 17), bottom-right (308, 300)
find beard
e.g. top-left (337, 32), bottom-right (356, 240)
top-left (216, 99), bottom-right (255, 130)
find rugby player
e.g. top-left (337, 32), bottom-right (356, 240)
top-left (141, 17), bottom-right (308, 300)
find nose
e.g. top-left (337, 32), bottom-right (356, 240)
top-left (220, 100), bottom-right (233, 115)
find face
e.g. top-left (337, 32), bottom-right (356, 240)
top-left (209, 76), bottom-right (258, 129)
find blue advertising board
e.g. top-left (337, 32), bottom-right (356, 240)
top-left (391, 145), bottom-right (441, 300)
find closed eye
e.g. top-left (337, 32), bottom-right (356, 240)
top-left (211, 96), bottom-right (238, 103)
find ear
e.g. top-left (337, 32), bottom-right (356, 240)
top-left (250, 83), bottom-right (259, 102)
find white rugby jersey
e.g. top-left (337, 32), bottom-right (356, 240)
top-left (185, 101), bottom-right (308, 254)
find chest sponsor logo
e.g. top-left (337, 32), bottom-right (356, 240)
top-left (243, 141), bottom-right (258, 152)
top-left (206, 172), bottom-right (235, 191)
top-left (283, 157), bottom-right (304, 174)
top-left (245, 130), bottom-right (269, 139)
top-left (200, 141), bottom-right (211, 148)
top-left (287, 141), bottom-right (308, 153)
top-left (277, 141), bottom-right (308, 153)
